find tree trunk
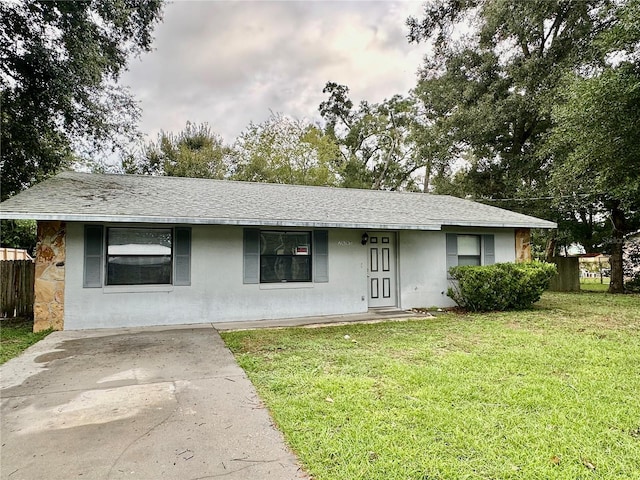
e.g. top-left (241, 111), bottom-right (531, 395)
top-left (545, 232), bottom-right (557, 263)
top-left (608, 202), bottom-right (626, 293)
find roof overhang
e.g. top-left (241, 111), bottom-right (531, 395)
top-left (0, 211), bottom-right (557, 230)
top-left (439, 219), bottom-right (557, 229)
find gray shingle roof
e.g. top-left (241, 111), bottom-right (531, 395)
top-left (0, 172), bottom-right (556, 230)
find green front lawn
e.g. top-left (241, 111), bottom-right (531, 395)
top-left (0, 317), bottom-right (51, 365)
top-left (222, 292), bottom-right (640, 480)
top-left (580, 277), bottom-right (610, 292)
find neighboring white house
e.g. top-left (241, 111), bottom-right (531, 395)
top-left (0, 172), bottom-right (556, 331)
top-left (578, 253), bottom-right (611, 281)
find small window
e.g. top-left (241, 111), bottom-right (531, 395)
top-left (260, 231), bottom-right (311, 283)
top-left (457, 235), bottom-right (481, 266)
top-left (106, 228), bottom-right (172, 285)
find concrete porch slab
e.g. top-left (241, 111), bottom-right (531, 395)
top-left (212, 309), bottom-right (433, 331)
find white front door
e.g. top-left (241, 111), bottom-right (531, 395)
top-left (367, 232), bottom-right (397, 308)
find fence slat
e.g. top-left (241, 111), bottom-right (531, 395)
top-left (1, 260), bottom-right (35, 318)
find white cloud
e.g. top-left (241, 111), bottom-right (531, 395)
top-left (122, 0), bottom-right (427, 144)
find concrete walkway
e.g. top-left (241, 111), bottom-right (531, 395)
top-left (0, 325), bottom-right (307, 480)
top-left (213, 308), bottom-right (428, 331)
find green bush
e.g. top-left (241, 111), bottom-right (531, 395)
top-left (447, 262), bottom-right (557, 312)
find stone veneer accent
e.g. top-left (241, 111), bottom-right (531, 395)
top-left (34, 221), bottom-right (66, 332)
top-left (515, 228), bottom-right (532, 263)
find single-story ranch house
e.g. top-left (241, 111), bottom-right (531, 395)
top-left (0, 172), bottom-right (556, 331)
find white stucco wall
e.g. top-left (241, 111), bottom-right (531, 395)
top-left (63, 223), bottom-right (517, 329)
top-left (64, 223), bottom-right (368, 329)
top-left (397, 227), bottom-right (516, 309)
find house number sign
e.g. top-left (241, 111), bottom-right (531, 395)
top-left (337, 241), bottom-right (352, 246)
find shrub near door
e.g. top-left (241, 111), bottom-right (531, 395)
top-left (447, 262), bottom-right (557, 312)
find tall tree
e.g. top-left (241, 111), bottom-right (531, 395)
top-left (0, 0), bottom-right (164, 201)
top-left (230, 113), bottom-right (339, 187)
top-left (548, 62), bottom-right (640, 292)
top-left (406, 0), bottom-right (612, 204)
top-left (129, 122), bottom-right (229, 179)
top-left (319, 82), bottom-right (421, 191)
top-left (406, 0), bottom-right (636, 262)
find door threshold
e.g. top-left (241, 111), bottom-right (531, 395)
top-left (367, 307), bottom-right (408, 316)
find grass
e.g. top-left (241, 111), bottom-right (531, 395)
top-left (580, 277), bottom-right (610, 292)
top-left (0, 317), bottom-right (52, 365)
top-left (222, 291), bottom-right (640, 480)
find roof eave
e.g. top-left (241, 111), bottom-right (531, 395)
top-left (441, 220), bottom-right (557, 229)
top-left (0, 212), bottom-right (444, 231)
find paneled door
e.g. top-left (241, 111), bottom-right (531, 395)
top-left (367, 233), bottom-right (397, 308)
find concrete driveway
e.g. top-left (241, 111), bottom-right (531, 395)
top-left (1, 325), bottom-right (307, 480)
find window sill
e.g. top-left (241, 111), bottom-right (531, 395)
top-left (259, 282), bottom-right (314, 290)
top-left (103, 284), bottom-right (174, 294)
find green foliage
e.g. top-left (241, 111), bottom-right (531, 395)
top-left (548, 61), bottom-right (640, 292)
top-left (541, 0), bottom-right (640, 291)
top-left (447, 262), bottom-right (557, 311)
top-left (131, 122), bottom-right (229, 179)
top-left (319, 83), bottom-right (422, 191)
top-left (406, 0), bottom-right (638, 263)
top-left (0, 220), bottom-right (37, 254)
top-left (231, 113), bottom-right (339, 186)
top-left (125, 115), bottom-right (340, 187)
top-left (549, 64), bottom-right (640, 216)
top-left (595, 0), bottom-right (640, 59)
top-left (0, 0), bottom-right (164, 200)
top-left (407, 0), bottom-right (640, 285)
top-left (408, 0), bottom-right (610, 199)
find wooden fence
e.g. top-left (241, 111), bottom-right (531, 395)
top-left (548, 256), bottom-right (580, 292)
top-left (1, 260), bottom-right (35, 318)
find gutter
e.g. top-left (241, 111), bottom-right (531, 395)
top-left (0, 211), bottom-right (557, 230)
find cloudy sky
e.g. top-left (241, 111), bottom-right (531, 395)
top-left (121, 1), bottom-right (428, 144)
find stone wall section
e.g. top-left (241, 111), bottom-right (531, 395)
top-left (34, 221), bottom-right (66, 332)
top-left (515, 228), bottom-right (532, 263)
